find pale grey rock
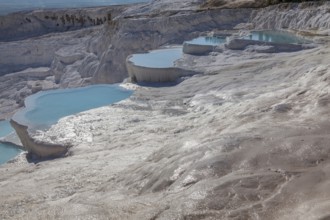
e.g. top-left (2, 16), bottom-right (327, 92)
top-left (51, 43), bottom-right (97, 86)
top-left (234, 22), bottom-right (255, 30)
top-left (0, 132), bottom-right (22, 147)
top-left (0, 27), bottom-right (98, 76)
top-left (126, 61), bottom-right (182, 83)
top-left (0, 6), bottom-right (127, 42)
top-left (126, 56), bottom-right (197, 83)
top-left (78, 53), bottom-right (99, 79)
top-left (251, 2), bottom-right (330, 34)
top-left (10, 119), bottom-right (70, 159)
top-left (0, 40), bottom-right (58, 75)
top-left (54, 46), bottom-right (86, 65)
top-left (273, 103), bottom-right (292, 113)
top-left (226, 38), bottom-right (306, 52)
top-left (245, 45), bottom-right (276, 53)
top-left (183, 42), bottom-right (216, 55)
top-left (0, 67), bottom-right (58, 119)
top-left (120, 0), bottom-right (203, 16)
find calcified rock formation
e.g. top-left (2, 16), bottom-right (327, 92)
top-left (225, 38), bottom-right (310, 52)
top-left (126, 48), bottom-right (199, 82)
top-left (251, 2), bottom-right (330, 34)
top-left (0, 67), bottom-right (57, 119)
top-left (10, 120), bottom-right (69, 158)
top-left (0, 28), bottom-right (100, 120)
top-left (0, 28), bottom-right (100, 76)
top-left (126, 58), bottom-right (185, 82)
top-left (183, 43), bottom-right (216, 55)
top-left (1, 0), bottom-right (330, 219)
top-left (90, 7), bottom-right (252, 83)
top-left (3, 42), bottom-right (330, 219)
top-left (2, 2), bottom-right (327, 118)
top-left (0, 2), bottom-right (252, 119)
top-left (0, 6), bottom-right (125, 42)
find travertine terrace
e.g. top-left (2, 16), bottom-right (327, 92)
top-left (1, 0), bottom-right (330, 219)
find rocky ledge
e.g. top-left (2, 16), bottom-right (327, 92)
top-left (10, 120), bottom-right (70, 159)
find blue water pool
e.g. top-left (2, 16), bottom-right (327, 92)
top-left (129, 47), bottom-right (183, 68)
top-left (243, 30), bottom-right (308, 44)
top-left (0, 0), bottom-right (149, 15)
top-left (185, 36), bottom-right (226, 46)
top-left (0, 142), bottom-right (21, 165)
top-left (0, 120), bottom-right (13, 137)
top-left (13, 84), bottom-right (132, 129)
top-left (0, 120), bottom-right (22, 165)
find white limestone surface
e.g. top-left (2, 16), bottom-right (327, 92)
top-left (2, 38), bottom-right (330, 219)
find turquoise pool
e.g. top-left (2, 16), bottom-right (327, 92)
top-left (185, 36), bottom-right (226, 46)
top-left (0, 142), bottom-right (21, 165)
top-left (13, 84), bottom-right (133, 129)
top-left (0, 120), bottom-right (22, 165)
top-left (243, 30), bottom-right (308, 44)
top-left (0, 120), bottom-right (13, 137)
top-left (129, 47), bottom-right (183, 68)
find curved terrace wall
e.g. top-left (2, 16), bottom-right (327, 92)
top-left (9, 85), bottom-right (132, 158)
top-left (125, 46), bottom-right (196, 83)
top-left (92, 8), bottom-right (253, 83)
top-left (182, 36), bottom-right (226, 55)
top-left (126, 57), bottom-right (189, 83)
top-left (10, 119), bottom-right (70, 158)
top-left (225, 38), bottom-right (315, 52)
top-left (183, 43), bottom-right (216, 55)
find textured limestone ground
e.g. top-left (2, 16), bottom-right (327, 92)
top-left (2, 38), bottom-right (330, 219)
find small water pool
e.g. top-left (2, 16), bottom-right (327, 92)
top-left (13, 84), bottom-right (132, 129)
top-left (185, 36), bottom-right (226, 46)
top-left (0, 120), bottom-right (13, 137)
top-left (128, 47), bottom-right (182, 68)
top-left (243, 30), bottom-right (308, 44)
top-left (0, 120), bottom-right (22, 165)
top-left (0, 142), bottom-right (21, 165)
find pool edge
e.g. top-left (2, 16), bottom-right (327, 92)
top-left (10, 119), bottom-right (71, 159)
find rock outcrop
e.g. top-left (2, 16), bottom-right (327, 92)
top-left (0, 29), bottom-right (94, 76)
top-left (0, 6), bottom-right (126, 42)
top-left (251, 2), bottom-right (330, 35)
top-left (10, 119), bottom-right (69, 158)
top-left (126, 57), bottom-right (198, 83)
top-left (183, 42), bottom-right (216, 55)
top-left (225, 38), bottom-right (310, 52)
top-left (0, 67), bottom-right (57, 120)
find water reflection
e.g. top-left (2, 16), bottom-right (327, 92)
top-left (244, 30), bottom-right (308, 44)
